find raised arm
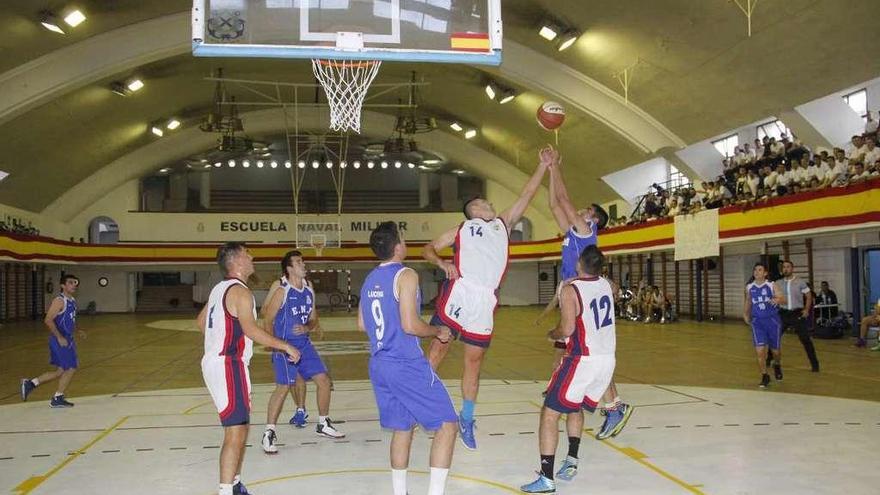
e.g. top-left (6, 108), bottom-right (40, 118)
top-left (550, 156), bottom-right (591, 234)
top-left (547, 285), bottom-right (578, 340)
top-left (499, 146), bottom-right (552, 229)
top-left (423, 225), bottom-right (460, 280)
top-left (228, 285), bottom-right (300, 361)
top-left (397, 268), bottom-right (450, 341)
top-left (548, 165), bottom-right (571, 232)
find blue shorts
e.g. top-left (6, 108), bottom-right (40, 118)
top-left (272, 338), bottom-right (327, 384)
top-left (49, 336), bottom-right (78, 370)
top-left (369, 357), bottom-right (458, 431)
top-left (751, 317), bottom-right (782, 349)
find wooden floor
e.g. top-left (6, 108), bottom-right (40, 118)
top-left (1, 307), bottom-right (878, 405)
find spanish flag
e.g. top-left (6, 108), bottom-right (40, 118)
top-left (451, 32), bottom-right (491, 52)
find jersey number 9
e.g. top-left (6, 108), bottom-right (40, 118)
top-left (371, 299), bottom-right (385, 341)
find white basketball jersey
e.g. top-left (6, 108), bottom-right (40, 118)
top-left (203, 278), bottom-right (255, 364)
top-left (568, 276), bottom-right (616, 356)
top-left (455, 218), bottom-right (509, 290)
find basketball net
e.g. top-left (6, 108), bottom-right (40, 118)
top-left (311, 59), bottom-right (382, 134)
top-left (311, 234), bottom-right (327, 258)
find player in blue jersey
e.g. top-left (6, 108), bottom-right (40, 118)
top-left (261, 250), bottom-right (343, 454)
top-left (743, 262), bottom-right (786, 388)
top-left (360, 222), bottom-right (458, 495)
top-left (260, 276), bottom-right (309, 427)
top-left (20, 274), bottom-right (86, 407)
top-left (537, 156), bottom-right (632, 482)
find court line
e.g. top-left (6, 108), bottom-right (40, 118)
top-left (231, 468), bottom-right (521, 494)
top-left (12, 415), bottom-right (129, 495)
top-left (528, 401), bottom-right (706, 495)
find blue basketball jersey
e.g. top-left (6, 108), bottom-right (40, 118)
top-left (360, 263), bottom-right (423, 360)
top-left (560, 223), bottom-right (597, 280)
top-left (747, 281), bottom-right (778, 320)
top-left (53, 295), bottom-right (77, 337)
top-left (272, 277), bottom-right (314, 343)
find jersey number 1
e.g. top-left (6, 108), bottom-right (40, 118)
top-left (589, 295), bottom-right (613, 330)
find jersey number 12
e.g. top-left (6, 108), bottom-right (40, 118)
top-left (589, 295), bottom-right (613, 330)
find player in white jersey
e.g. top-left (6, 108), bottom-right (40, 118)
top-left (425, 146), bottom-right (554, 450)
top-left (522, 245), bottom-right (618, 494)
top-left (197, 242), bottom-right (301, 495)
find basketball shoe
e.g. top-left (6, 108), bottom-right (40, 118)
top-left (261, 429), bottom-right (278, 454)
top-left (20, 379), bottom-right (36, 401)
top-left (520, 472), bottom-right (556, 494)
top-left (289, 408), bottom-right (308, 428)
top-left (458, 417), bottom-right (476, 450)
top-left (555, 457), bottom-right (578, 481)
top-left (773, 363), bottom-right (783, 381)
top-left (316, 418), bottom-right (345, 438)
top-left (759, 374), bottom-right (770, 388)
top-left (50, 395), bottom-right (74, 408)
top-left (596, 403), bottom-right (633, 440)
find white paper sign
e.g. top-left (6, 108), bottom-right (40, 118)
top-left (674, 209), bottom-right (719, 261)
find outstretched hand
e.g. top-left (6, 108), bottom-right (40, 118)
top-left (539, 145), bottom-right (559, 168)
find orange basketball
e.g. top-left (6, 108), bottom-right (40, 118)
top-left (537, 101), bottom-right (566, 131)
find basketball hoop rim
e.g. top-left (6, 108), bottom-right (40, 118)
top-left (314, 59), bottom-right (381, 69)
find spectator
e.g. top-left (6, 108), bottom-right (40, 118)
top-left (666, 198), bottom-right (680, 217)
top-left (734, 168), bottom-right (749, 196)
top-left (775, 163), bottom-right (792, 195)
top-left (790, 158), bottom-right (810, 187)
top-left (754, 138), bottom-right (765, 161)
top-left (846, 135), bottom-right (867, 163)
top-left (815, 281), bottom-right (839, 319)
top-left (862, 137), bottom-right (880, 166)
top-left (806, 177), bottom-right (821, 191)
top-left (746, 170), bottom-right (760, 197)
top-left (854, 299), bottom-right (880, 349)
top-left (866, 111), bottom-right (879, 136)
top-left (769, 137), bottom-right (785, 158)
top-left (849, 162), bottom-right (870, 184)
top-left (764, 165), bottom-right (780, 195)
top-left (742, 142), bottom-right (756, 164)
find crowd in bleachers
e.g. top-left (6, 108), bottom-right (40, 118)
top-left (0, 216), bottom-right (40, 237)
top-left (612, 129), bottom-right (880, 227)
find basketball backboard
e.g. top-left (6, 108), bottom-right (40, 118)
top-left (192, 0), bottom-right (502, 65)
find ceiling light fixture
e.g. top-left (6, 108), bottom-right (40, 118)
top-left (499, 90), bottom-right (517, 104)
top-left (423, 158), bottom-right (441, 165)
top-left (214, 162), bottom-right (222, 168)
top-left (450, 122), bottom-right (463, 132)
top-left (127, 79), bottom-right (144, 92)
top-left (407, 162), bottom-right (415, 169)
top-left (539, 23), bottom-right (558, 41)
top-left (270, 160), bottom-right (278, 168)
top-left (228, 159), bottom-right (236, 168)
top-left (367, 161), bottom-right (375, 169)
top-left (284, 160), bottom-right (292, 169)
top-left (166, 118), bottom-right (181, 130)
top-left (63, 10), bottom-right (86, 27)
top-left (353, 161), bottom-right (361, 169)
top-left (256, 160), bottom-right (264, 168)
top-left (340, 161), bottom-right (347, 169)
top-left (110, 82), bottom-right (128, 97)
top-left (204, 164), bottom-right (212, 169)
top-left (312, 160), bottom-right (320, 169)
top-left (464, 129), bottom-right (477, 139)
top-left (40, 12), bottom-right (65, 34)
top-left (394, 161), bottom-right (402, 169)
top-left (150, 125), bottom-right (164, 137)
top-left (381, 161), bottom-right (389, 169)
top-left (242, 160), bottom-right (250, 168)
top-left (297, 160), bottom-right (306, 169)
top-left (557, 31), bottom-right (580, 51)
top-left (485, 83), bottom-right (497, 100)
top-left (325, 161), bottom-right (333, 169)
top-left (158, 168), bottom-right (171, 173)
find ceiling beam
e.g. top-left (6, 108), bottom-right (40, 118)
top-left (41, 107), bottom-right (553, 231)
top-left (0, 12), bottom-right (684, 156)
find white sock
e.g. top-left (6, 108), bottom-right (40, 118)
top-left (31, 378), bottom-right (40, 386)
top-left (391, 469), bottom-right (407, 495)
top-left (266, 424), bottom-right (275, 432)
top-left (232, 474), bottom-right (241, 485)
top-left (606, 396), bottom-right (621, 409)
top-left (319, 416), bottom-right (328, 424)
top-left (428, 467), bottom-right (449, 495)
top-left (218, 483), bottom-right (233, 495)
top-left (54, 392), bottom-right (63, 398)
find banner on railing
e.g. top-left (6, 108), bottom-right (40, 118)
top-left (674, 209), bottom-right (719, 261)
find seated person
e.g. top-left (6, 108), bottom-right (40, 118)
top-left (815, 281), bottom-right (839, 319)
top-left (855, 299), bottom-right (880, 350)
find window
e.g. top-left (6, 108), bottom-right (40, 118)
top-left (756, 120), bottom-right (793, 141)
top-left (668, 164), bottom-right (691, 189)
top-left (712, 134), bottom-right (739, 158)
top-left (843, 88), bottom-right (868, 122)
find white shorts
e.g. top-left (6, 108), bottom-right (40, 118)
top-left (544, 354), bottom-right (615, 413)
top-left (201, 356), bottom-right (252, 426)
top-left (432, 278), bottom-right (497, 348)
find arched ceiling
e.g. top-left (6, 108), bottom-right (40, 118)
top-left (1, 0), bottom-right (879, 216)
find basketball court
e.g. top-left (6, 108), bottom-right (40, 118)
top-left (2, 1), bottom-right (880, 494)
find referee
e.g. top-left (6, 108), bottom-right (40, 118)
top-left (777, 260), bottom-right (820, 372)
